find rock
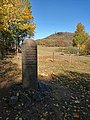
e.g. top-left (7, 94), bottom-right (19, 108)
top-left (11, 84), bottom-right (22, 91)
top-left (73, 112), bottom-right (80, 118)
top-left (20, 94), bottom-right (31, 108)
top-left (43, 91), bottom-right (52, 99)
top-left (41, 118), bottom-right (46, 120)
top-left (74, 100), bottom-right (80, 104)
top-left (16, 92), bottom-right (19, 97)
top-left (38, 82), bottom-right (49, 91)
top-left (33, 91), bottom-right (42, 102)
top-left (43, 111), bottom-right (48, 117)
top-left (0, 72), bottom-right (4, 76)
top-left (18, 118), bottom-right (22, 120)
top-left (22, 112), bottom-right (30, 120)
top-left (9, 96), bottom-right (18, 106)
top-left (25, 100), bottom-right (31, 108)
top-left (9, 112), bottom-right (15, 120)
top-left (55, 103), bottom-right (59, 107)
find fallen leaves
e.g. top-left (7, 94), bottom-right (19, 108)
top-left (51, 71), bottom-right (90, 119)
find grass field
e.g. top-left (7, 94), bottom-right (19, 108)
top-left (38, 46), bottom-right (90, 76)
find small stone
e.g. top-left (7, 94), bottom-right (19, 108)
top-left (9, 112), bottom-right (15, 119)
top-left (33, 91), bottom-right (42, 102)
top-left (74, 106), bottom-right (77, 108)
top-left (25, 100), bottom-right (31, 108)
top-left (6, 118), bottom-right (9, 120)
top-left (2, 97), bottom-right (7, 101)
top-left (82, 112), bottom-right (87, 115)
top-left (43, 111), bottom-right (48, 117)
top-left (15, 117), bottom-right (18, 120)
top-left (20, 94), bottom-right (31, 107)
top-left (62, 106), bottom-right (65, 109)
top-left (12, 84), bottom-right (22, 90)
top-left (71, 96), bottom-right (74, 99)
top-left (88, 105), bottom-right (90, 108)
top-left (49, 112), bottom-right (53, 115)
top-left (38, 82), bottom-right (49, 91)
top-left (45, 104), bottom-right (47, 107)
top-left (19, 118), bottom-right (23, 120)
top-left (41, 118), bottom-right (46, 120)
top-left (54, 103), bottom-right (59, 107)
top-left (21, 103), bottom-right (24, 106)
top-left (9, 96), bottom-right (18, 106)
top-left (75, 100), bottom-right (80, 104)
top-left (22, 112), bottom-right (30, 119)
top-left (17, 92), bottom-right (19, 96)
top-left (73, 113), bottom-right (79, 118)
top-left (18, 104), bottom-right (21, 107)
top-left (65, 101), bottom-right (68, 105)
top-left (86, 99), bottom-right (89, 102)
top-left (67, 108), bottom-right (70, 111)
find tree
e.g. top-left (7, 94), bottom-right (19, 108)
top-left (0, 0), bottom-right (35, 57)
top-left (81, 37), bottom-right (90, 55)
top-left (73, 23), bottom-right (88, 52)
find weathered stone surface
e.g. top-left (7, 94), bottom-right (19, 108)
top-left (20, 94), bottom-right (31, 108)
top-left (22, 39), bottom-right (38, 89)
top-left (33, 91), bottom-right (42, 102)
top-left (38, 81), bottom-right (50, 92)
top-left (11, 83), bottom-right (22, 91)
top-left (22, 111), bottom-right (31, 120)
top-left (9, 96), bottom-right (18, 106)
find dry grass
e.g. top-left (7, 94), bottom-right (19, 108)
top-left (0, 46), bottom-right (90, 88)
top-left (38, 46), bottom-right (90, 76)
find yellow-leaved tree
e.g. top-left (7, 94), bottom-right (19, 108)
top-left (73, 23), bottom-right (88, 54)
top-left (0, 0), bottom-right (35, 57)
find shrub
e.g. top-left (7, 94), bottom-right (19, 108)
top-left (56, 46), bottom-right (78, 54)
top-left (65, 46), bottom-right (78, 54)
top-left (80, 38), bottom-right (90, 55)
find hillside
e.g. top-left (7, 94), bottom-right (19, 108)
top-left (37, 32), bottom-right (74, 47)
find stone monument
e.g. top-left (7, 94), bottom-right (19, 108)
top-left (22, 39), bottom-right (38, 89)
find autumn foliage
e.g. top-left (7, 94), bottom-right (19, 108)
top-left (0, 0), bottom-right (35, 57)
top-left (0, 0), bottom-right (35, 32)
top-left (73, 23), bottom-right (89, 54)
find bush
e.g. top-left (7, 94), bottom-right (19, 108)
top-left (80, 39), bottom-right (90, 55)
top-left (65, 46), bottom-right (78, 54)
top-left (56, 46), bottom-right (78, 54)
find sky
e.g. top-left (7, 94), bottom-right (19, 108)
top-left (30, 0), bottom-right (90, 40)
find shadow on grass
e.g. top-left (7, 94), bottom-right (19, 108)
top-left (0, 55), bottom-right (22, 97)
top-left (50, 71), bottom-right (90, 93)
top-left (0, 57), bottom-right (90, 119)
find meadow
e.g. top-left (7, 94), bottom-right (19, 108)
top-left (38, 46), bottom-right (90, 76)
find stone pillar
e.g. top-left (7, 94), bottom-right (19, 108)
top-left (22, 39), bottom-right (38, 89)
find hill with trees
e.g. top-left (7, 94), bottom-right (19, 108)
top-left (36, 32), bottom-right (74, 47)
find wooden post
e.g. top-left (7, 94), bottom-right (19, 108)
top-left (53, 52), bottom-right (54, 62)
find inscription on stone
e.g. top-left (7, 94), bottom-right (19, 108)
top-left (22, 40), bottom-right (38, 89)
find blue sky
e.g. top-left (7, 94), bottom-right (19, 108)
top-left (30, 0), bottom-right (90, 40)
